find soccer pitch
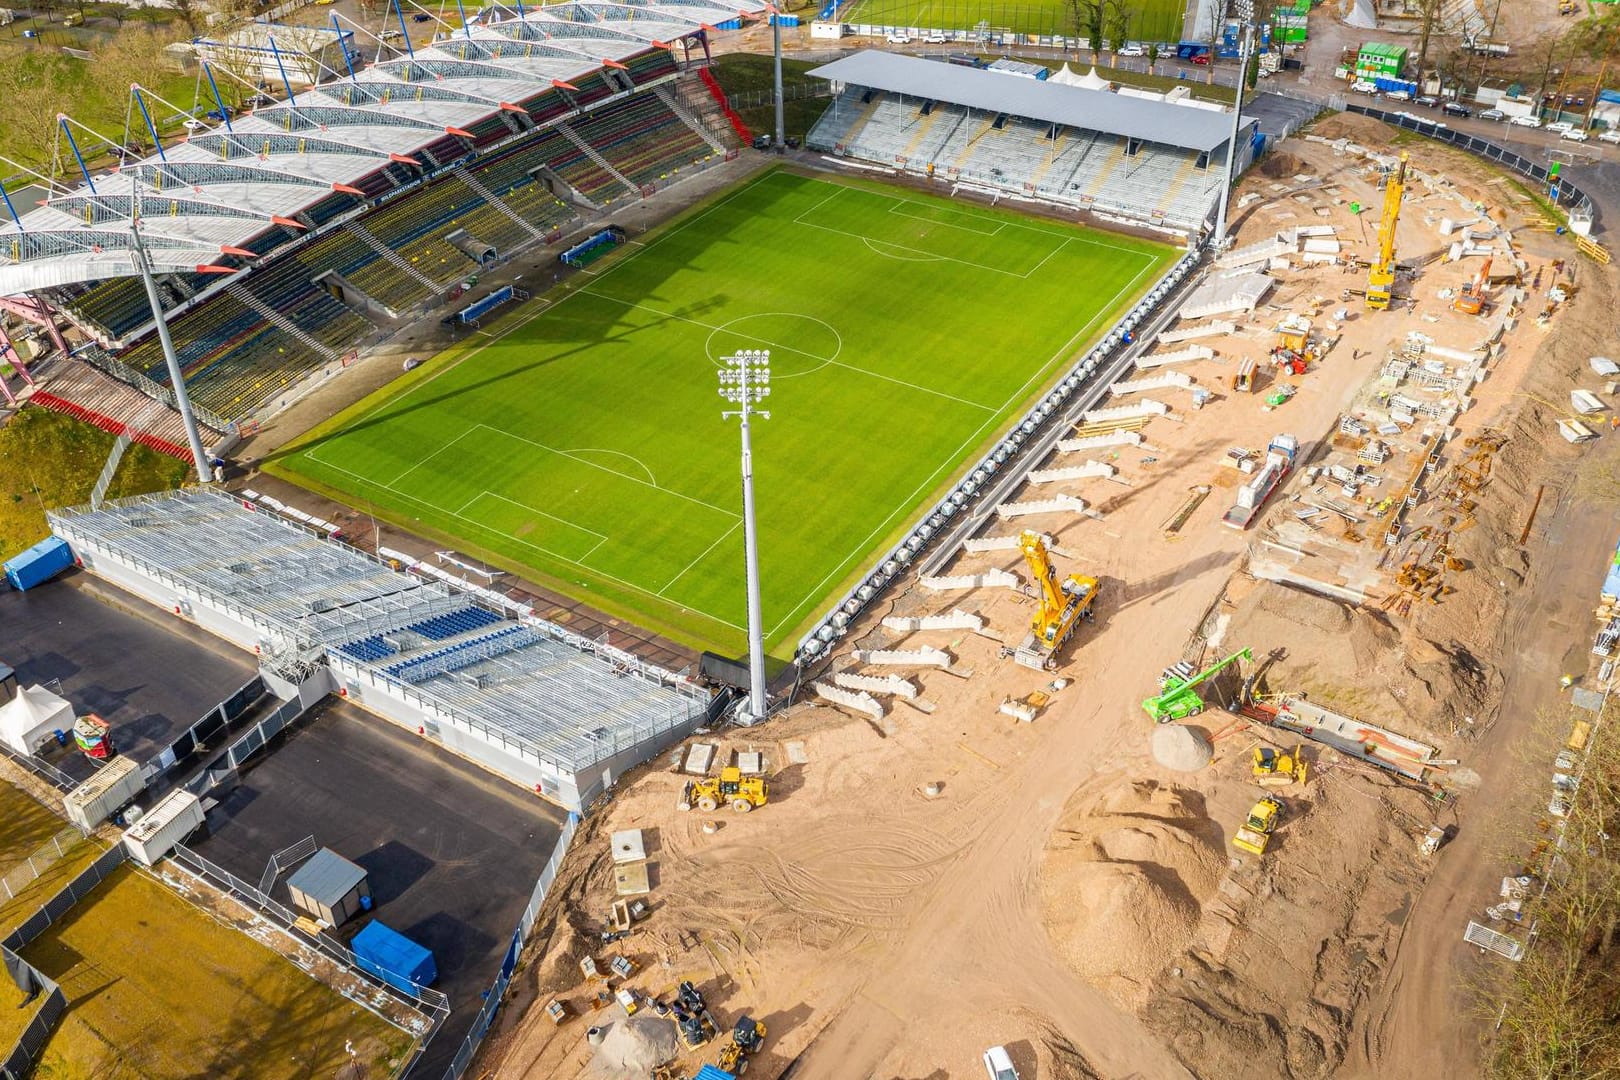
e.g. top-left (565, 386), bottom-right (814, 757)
top-left (836, 0), bottom-right (1190, 44)
top-left (275, 170), bottom-right (1174, 655)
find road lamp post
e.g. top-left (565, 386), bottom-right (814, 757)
top-left (719, 350), bottom-right (771, 722)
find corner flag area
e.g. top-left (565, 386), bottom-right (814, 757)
top-left (274, 170), bottom-right (1174, 654)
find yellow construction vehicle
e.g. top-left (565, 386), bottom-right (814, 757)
top-left (1367, 152), bottom-right (1409, 310)
top-left (1453, 255), bottom-right (1492, 315)
top-left (1011, 530), bottom-right (1099, 671)
top-left (680, 766), bottom-right (768, 813)
top-left (716, 1016), bottom-right (767, 1074)
top-left (1252, 745), bottom-right (1308, 786)
top-left (1232, 796), bottom-right (1283, 855)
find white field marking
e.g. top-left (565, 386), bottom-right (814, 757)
top-left (658, 520), bottom-right (741, 597)
top-left (764, 249), bottom-right (1165, 641)
top-left (387, 426), bottom-right (481, 487)
top-left (467, 492), bottom-right (608, 552)
top-left (862, 237), bottom-right (946, 262)
top-left (702, 311), bottom-right (845, 367)
top-left (303, 448), bottom-right (746, 633)
top-left (1022, 236), bottom-right (1075, 279)
top-left (560, 446), bottom-right (658, 485)
top-left (792, 215), bottom-right (1042, 278)
top-left (585, 292), bottom-right (998, 412)
top-left (792, 184), bottom-right (848, 228)
top-left (471, 423), bottom-right (741, 519)
top-left (885, 199), bottom-right (1005, 236)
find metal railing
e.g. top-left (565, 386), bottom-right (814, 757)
top-left (0, 948), bottom-right (64, 1080)
top-left (1, 844), bottom-right (129, 954)
top-left (139, 674), bottom-right (269, 790)
top-left (441, 812), bottom-right (579, 1079)
top-left (88, 434), bottom-right (131, 509)
top-left (0, 826), bottom-right (86, 903)
top-left (165, 844), bottom-right (450, 1030)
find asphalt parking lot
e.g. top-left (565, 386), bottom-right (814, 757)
top-left (191, 697), bottom-right (567, 1076)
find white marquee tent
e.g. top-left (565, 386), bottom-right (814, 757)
top-left (0, 684), bottom-right (73, 756)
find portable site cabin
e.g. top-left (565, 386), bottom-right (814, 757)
top-left (0, 683), bottom-right (73, 756)
top-left (123, 789), bottom-right (204, 866)
top-left (285, 847), bottom-right (371, 928)
top-left (351, 921), bottom-right (437, 993)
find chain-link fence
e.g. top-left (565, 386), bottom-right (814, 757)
top-left (441, 812), bottom-right (579, 1079)
top-left (0, 844), bottom-right (128, 954)
top-left (0, 946), bottom-right (64, 1080)
top-left (0, 827), bottom-right (87, 905)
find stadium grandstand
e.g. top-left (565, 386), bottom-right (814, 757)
top-left (48, 488), bottom-right (713, 811)
top-left (806, 51), bottom-right (1258, 235)
top-left (0, 0), bottom-right (759, 437)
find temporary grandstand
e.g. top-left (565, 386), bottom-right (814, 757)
top-left (806, 51), bottom-right (1257, 234)
top-left (48, 489), bottom-right (712, 810)
top-left (1, 0), bottom-right (756, 432)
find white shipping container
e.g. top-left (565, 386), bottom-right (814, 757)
top-left (123, 790), bottom-right (204, 866)
top-left (63, 756), bottom-right (145, 830)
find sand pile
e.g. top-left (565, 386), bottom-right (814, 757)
top-left (1310, 112), bottom-right (1394, 144)
top-left (1040, 780), bottom-right (1224, 1009)
top-left (1151, 724), bottom-right (1213, 772)
top-left (1258, 151), bottom-right (1306, 179)
top-left (583, 1016), bottom-right (678, 1078)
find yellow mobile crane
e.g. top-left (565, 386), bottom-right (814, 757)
top-left (1010, 530), bottom-right (1099, 671)
top-left (1366, 151), bottom-right (1409, 310)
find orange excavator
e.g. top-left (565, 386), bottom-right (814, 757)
top-left (1453, 257), bottom-right (1492, 315)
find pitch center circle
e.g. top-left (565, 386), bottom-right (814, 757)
top-left (704, 313), bottom-right (843, 378)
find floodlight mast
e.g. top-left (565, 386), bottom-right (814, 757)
top-left (1213, 0), bottom-right (1255, 249)
top-left (719, 349), bottom-right (771, 722)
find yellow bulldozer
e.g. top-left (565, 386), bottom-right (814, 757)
top-left (1232, 797), bottom-right (1283, 856)
top-left (717, 1016), bottom-right (767, 1074)
top-left (680, 766), bottom-right (768, 813)
top-left (1252, 745), bottom-right (1308, 787)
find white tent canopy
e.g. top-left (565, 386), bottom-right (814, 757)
top-left (1049, 63), bottom-right (1114, 92)
top-left (0, 684), bottom-right (73, 756)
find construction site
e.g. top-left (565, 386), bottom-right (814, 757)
top-left (457, 109), bottom-right (1620, 1079)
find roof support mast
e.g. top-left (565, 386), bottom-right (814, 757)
top-left (1212, 0), bottom-right (1254, 249)
top-left (128, 205), bottom-right (213, 482)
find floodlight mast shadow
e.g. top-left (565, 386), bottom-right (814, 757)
top-left (719, 349), bottom-right (771, 723)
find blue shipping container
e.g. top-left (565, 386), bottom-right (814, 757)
top-left (695, 1067), bottom-right (738, 1080)
top-left (4, 536), bottom-right (73, 592)
top-left (352, 921), bottom-right (437, 994)
top-left (1602, 539), bottom-right (1620, 599)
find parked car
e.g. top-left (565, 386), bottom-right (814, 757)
top-left (182, 118), bottom-right (204, 131)
top-left (1562, 128), bottom-right (1590, 141)
top-left (1414, 95), bottom-right (1439, 107)
top-left (751, 133), bottom-right (772, 150)
top-left (1191, 53), bottom-right (1210, 65)
top-left (1598, 129), bottom-right (1620, 143)
top-left (1546, 120), bottom-right (1574, 134)
top-left (983, 1047), bottom-right (1020, 1080)
top-left (411, 11), bottom-right (432, 20)
top-left (1510, 115), bottom-right (1543, 128)
top-left (205, 107), bottom-right (234, 121)
top-left (1441, 102), bottom-right (1472, 117)
top-left (1479, 108), bottom-right (1506, 121)
top-left (1118, 41), bottom-right (1145, 56)
top-left (886, 31), bottom-right (913, 43)
top-left (1350, 79), bottom-right (1377, 94)
top-left (923, 31), bottom-right (947, 43)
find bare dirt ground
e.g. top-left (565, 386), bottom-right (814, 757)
top-left (475, 118), bottom-right (1613, 1080)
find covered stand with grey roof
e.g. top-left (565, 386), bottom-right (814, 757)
top-left (48, 489), bottom-right (712, 812)
top-left (806, 51), bottom-right (1259, 233)
top-left (286, 847), bottom-right (371, 927)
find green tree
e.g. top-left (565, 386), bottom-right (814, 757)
top-left (1102, 0), bottom-right (1130, 64)
top-left (1067, 0), bottom-right (1104, 62)
top-left (1570, 6), bottom-right (1620, 130)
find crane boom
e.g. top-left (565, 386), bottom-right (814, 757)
top-left (1366, 151), bottom-right (1409, 310)
top-left (1142, 646), bottom-right (1254, 722)
top-left (1013, 531), bottom-right (1099, 670)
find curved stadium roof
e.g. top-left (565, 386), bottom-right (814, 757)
top-left (0, 0), bottom-right (764, 294)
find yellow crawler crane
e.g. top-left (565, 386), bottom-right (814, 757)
top-left (1367, 151), bottom-right (1409, 310)
top-left (1012, 530), bottom-right (1099, 671)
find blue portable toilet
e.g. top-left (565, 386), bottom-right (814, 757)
top-left (351, 921), bottom-right (437, 993)
top-left (4, 536), bottom-right (73, 591)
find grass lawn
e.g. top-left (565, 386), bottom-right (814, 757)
top-left (0, 407), bottom-right (189, 561)
top-left (0, 780), bottom-right (70, 874)
top-left (836, 0), bottom-right (1189, 44)
top-left (25, 865), bottom-right (414, 1079)
top-left (710, 54), bottom-right (831, 146)
top-left (0, 838), bottom-right (106, 938)
top-left (273, 168), bottom-right (1172, 655)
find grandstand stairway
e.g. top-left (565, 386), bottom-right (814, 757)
top-left (556, 122), bottom-right (640, 199)
top-left (225, 283), bottom-right (341, 360)
top-left (343, 222), bottom-right (442, 296)
top-left (654, 85), bottom-right (729, 154)
top-left (29, 361), bottom-right (223, 461)
top-left (450, 168), bottom-right (555, 242)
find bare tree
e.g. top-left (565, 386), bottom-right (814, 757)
top-left (0, 58), bottom-right (73, 173)
top-left (171, 0), bottom-right (203, 38)
top-left (1569, 6), bottom-right (1620, 130)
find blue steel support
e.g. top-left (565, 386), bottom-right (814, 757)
top-left (60, 119), bottom-right (96, 194)
top-left (132, 88), bottom-right (166, 161)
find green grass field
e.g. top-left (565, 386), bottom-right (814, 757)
top-left (274, 170), bottom-right (1173, 654)
top-left (835, 0), bottom-right (1189, 44)
top-left (25, 866), bottom-right (413, 1079)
